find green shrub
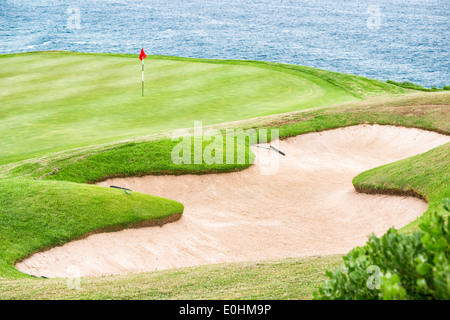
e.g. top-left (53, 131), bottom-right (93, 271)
top-left (314, 200), bottom-right (450, 300)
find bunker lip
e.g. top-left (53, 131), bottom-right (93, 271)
top-left (15, 125), bottom-right (450, 278)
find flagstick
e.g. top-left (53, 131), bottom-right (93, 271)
top-left (142, 59), bottom-right (144, 97)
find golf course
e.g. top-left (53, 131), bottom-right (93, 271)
top-left (0, 51), bottom-right (449, 299)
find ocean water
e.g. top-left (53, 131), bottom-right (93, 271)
top-left (0, 0), bottom-right (448, 87)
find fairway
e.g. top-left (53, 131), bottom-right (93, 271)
top-left (0, 52), bottom-right (407, 165)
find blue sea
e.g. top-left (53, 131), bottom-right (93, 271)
top-left (0, 0), bottom-right (448, 87)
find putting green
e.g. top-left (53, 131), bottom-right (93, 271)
top-left (0, 51), bottom-right (405, 165)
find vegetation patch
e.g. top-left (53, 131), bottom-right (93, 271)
top-left (314, 203), bottom-right (450, 300)
top-left (0, 51), bottom-right (409, 166)
top-left (352, 143), bottom-right (450, 232)
top-left (0, 178), bottom-right (184, 278)
top-left (387, 79), bottom-right (450, 92)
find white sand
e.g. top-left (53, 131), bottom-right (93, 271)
top-left (16, 125), bottom-right (450, 278)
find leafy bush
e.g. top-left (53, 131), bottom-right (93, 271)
top-left (314, 200), bottom-right (450, 300)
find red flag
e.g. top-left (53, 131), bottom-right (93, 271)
top-left (139, 48), bottom-right (147, 61)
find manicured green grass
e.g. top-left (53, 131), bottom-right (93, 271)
top-left (0, 51), bottom-right (409, 165)
top-left (0, 178), bottom-right (183, 278)
top-left (353, 143), bottom-right (450, 233)
top-left (43, 135), bottom-right (256, 184)
top-left (0, 93), bottom-right (447, 286)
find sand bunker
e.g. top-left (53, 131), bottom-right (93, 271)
top-left (16, 125), bottom-right (450, 278)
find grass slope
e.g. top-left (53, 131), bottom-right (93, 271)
top-left (3, 93), bottom-right (447, 184)
top-left (0, 52), bottom-right (447, 299)
top-left (0, 178), bottom-right (183, 278)
top-left (0, 51), bottom-right (409, 165)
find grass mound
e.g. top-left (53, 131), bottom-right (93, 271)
top-left (0, 178), bottom-right (183, 278)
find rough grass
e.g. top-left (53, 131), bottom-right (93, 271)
top-left (43, 135), bottom-right (256, 184)
top-left (386, 79), bottom-right (450, 92)
top-left (0, 255), bottom-right (342, 300)
top-left (0, 53), bottom-right (448, 299)
top-left (266, 92), bottom-right (450, 137)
